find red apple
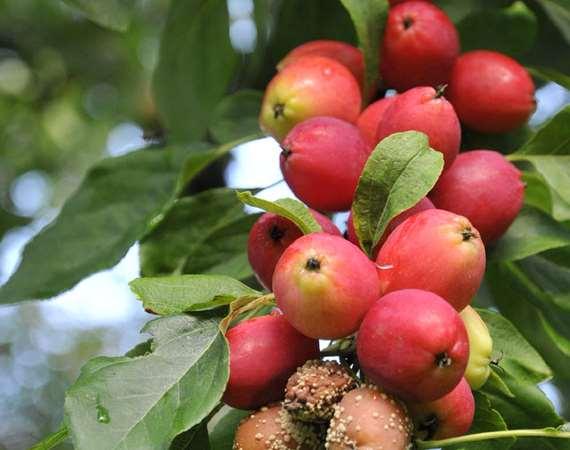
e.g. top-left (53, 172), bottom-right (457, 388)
top-left (357, 289), bottom-right (470, 402)
top-left (259, 56), bottom-right (362, 141)
top-left (376, 86), bottom-right (461, 169)
top-left (347, 197), bottom-right (434, 254)
top-left (280, 117), bottom-right (370, 212)
top-left (248, 211), bottom-right (341, 290)
top-left (430, 150), bottom-right (524, 243)
top-left (376, 209), bottom-right (486, 311)
top-left (357, 95), bottom-right (397, 148)
top-left (409, 377), bottom-right (475, 440)
top-left (326, 385), bottom-right (413, 450)
top-left (448, 50), bottom-right (535, 133)
top-left (381, 1), bottom-right (459, 91)
top-left (278, 40), bottom-right (364, 89)
top-left (223, 313), bottom-right (319, 410)
top-left (273, 233), bottom-right (380, 339)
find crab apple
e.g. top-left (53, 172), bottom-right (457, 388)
top-left (460, 306), bottom-right (493, 390)
top-left (273, 233), bottom-right (380, 339)
top-left (409, 378), bottom-right (475, 440)
top-left (280, 117), bottom-right (370, 212)
top-left (430, 150), bottom-right (524, 243)
top-left (248, 211), bottom-right (341, 290)
top-left (376, 209), bottom-right (486, 311)
top-left (259, 56), bottom-right (362, 141)
top-left (325, 385), bottom-right (413, 450)
top-left (381, 1), bottom-right (459, 91)
top-left (223, 314), bottom-right (319, 410)
top-left (233, 404), bottom-right (322, 450)
top-left (390, 0), bottom-right (432, 5)
top-left (448, 50), bottom-right (535, 133)
top-left (357, 95), bottom-right (397, 147)
top-left (278, 40), bottom-right (364, 89)
top-left (376, 86), bottom-right (461, 168)
top-left (357, 289), bottom-right (470, 402)
top-left (347, 197), bottom-right (434, 254)
top-left (284, 360), bottom-right (357, 422)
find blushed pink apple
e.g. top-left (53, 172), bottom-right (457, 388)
top-left (273, 233), bottom-right (380, 339)
top-left (357, 95), bottom-right (397, 148)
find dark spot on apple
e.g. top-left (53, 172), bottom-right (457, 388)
top-left (269, 225), bottom-right (285, 242)
top-left (305, 257), bottom-right (321, 271)
top-left (435, 352), bottom-right (452, 368)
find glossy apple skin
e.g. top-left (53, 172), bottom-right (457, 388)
top-left (460, 306), bottom-right (493, 390)
top-left (223, 314), bottom-right (319, 410)
top-left (259, 56), bottom-right (362, 141)
top-left (381, 1), bottom-right (459, 91)
top-left (376, 86), bottom-right (461, 169)
top-left (409, 378), bottom-right (475, 440)
top-left (357, 96), bottom-right (397, 148)
top-left (430, 150), bottom-right (524, 243)
top-left (273, 233), bottom-right (381, 339)
top-left (278, 40), bottom-right (364, 89)
top-left (347, 197), bottom-right (434, 255)
top-left (376, 209), bottom-right (486, 311)
top-left (326, 386), bottom-right (413, 450)
top-left (281, 117), bottom-right (370, 212)
top-left (448, 50), bottom-right (535, 133)
top-left (248, 211), bottom-right (341, 290)
top-left (357, 289), bottom-right (470, 402)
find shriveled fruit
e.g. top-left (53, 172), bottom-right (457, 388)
top-left (376, 209), bottom-right (486, 311)
top-left (224, 313), bottom-right (319, 410)
top-left (233, 404), bottom-right (323, 450)
top-left (357, 289), bottom-right (469, 402)
top-left (259, 56), bottom-right (361, 141)
top-left (460, 306), bottom-right (493, 390)
top-left (280, 117), bottom-right (370, 212)
top-left (248, 211), bottom-right (341, 290)
top-left (326, 385), bottom-right (413, 450)
top-left (284, 360), bottom-right (357, 422)
top-left (273, 233), bottom-right (380, 339)
top-left (430, 150), bottom-right (524, 243)
top-left (409, 377), bottom-right (475, 440)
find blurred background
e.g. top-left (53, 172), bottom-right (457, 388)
top-left (0, 0), bottom-right (569, 448)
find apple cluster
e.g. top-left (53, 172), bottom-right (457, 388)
top-left (228, 1), bottom-right (530, 448)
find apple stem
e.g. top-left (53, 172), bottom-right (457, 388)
top-left (434, 84), bottom-right (448, 99)
top-left (416, 429), bottom-right (570, 448)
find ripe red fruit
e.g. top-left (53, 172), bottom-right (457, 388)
top-left (409, 377), bottom-right (475, 440)
top-left (281, 117), bottom-right (370, 212)
top-left (390, 0), bottom-right (432, 5)
top-left (347, 197), bottom-right (434, 254)
top-left (326, 385), bottom-right (413, 449)
top-left (259, 56), bottom-right (362, 141)
top-left (248, 211), bottom-right (341, 290)
top-left (381, 1), bottom-right (459, 91)
top-left (448, 50), bottom-right (535, 133)
top-left (273, 233), bottom-right (381, 339)
top-left (376, 86), bottom-right (461, 169)
top-left (223, 313), bottom-right (319, 410)
top-left (278, 40), bottom-right (364, 89)
top-left (376, 209), bottom-right (486, 311)
top-left (430, 150), bottom-right (524, 243)
top-left (356, 95), bottom-right (397, 148)
top-left (357, 289), bottom-right (469, 402)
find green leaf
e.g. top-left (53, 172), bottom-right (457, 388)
top-left (458, 1), bottom-right (538, 56)
top-left (236, 191), bottom-right (322, 234)
top-left (140, 188), bottom-right (260, 280)
top-left (537, 0), bottom-right (570, 44)
top-left (528, 66), bottom-right (570, 90)
top-left (153, 0), bottom-right (239, 142)
top-left (170, 423), bottom-right (211, 450)
top-left (489, 206), bottom-right (570, 262)
top-left (0, 208), bottom-right (29, 241)
top-left (130, 274), bottom-right (261, 315)
top-left (65, 314), bottom-right (229, 450)
top-left (522, 171), bottom-right (553, 215)
top-left (62, 0), bottom-right (130, 32)
top-left (339, 0), bottom-right (389, 101)
top-left (209, 91), bottom-right (263, 144)
top-left (448, 393), bottom-right (514, 450)
top-left (515, 106), bottom-right (570, 156)
top-left (352, 131), bottom-right (444, 256)
top-left (29, 426), bottom-right (69, 450)
top-left (209, 407), bottom-right (250, 450)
